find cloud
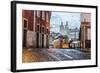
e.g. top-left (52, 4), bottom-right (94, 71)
top-left (50, 11), bottom-right (81, 33)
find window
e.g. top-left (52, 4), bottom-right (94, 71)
top-left (42, 11), bottom-right (45, 20)
top-left (87, 28), bottom-right (91, 40)
top-left (42, 27), bottom-right (44, 33)
top-left (46, 13), bottom-right (49, 22)
top-left (37, 25), bottom-right (39, 32)
top-left (37, 11), bottom-right (40, 17)
top-left (46, 29), bottom-right (49, 33)
top-left (24, 20), bottom-right (27, 28)
top-left (23, 18), bottom-right (28, 29)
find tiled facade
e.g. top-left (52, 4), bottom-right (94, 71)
top-left (22, 10), bottom-right (51, 48)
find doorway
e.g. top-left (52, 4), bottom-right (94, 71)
top-left (23, 30), bottom-right (27, 47)
top-left (23, 18), bottom-right (28, 48)
top-left (36, 32), bottom-right (39, 48)
top-left (42, 34), bottom-right (44, 48)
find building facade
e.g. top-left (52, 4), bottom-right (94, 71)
top-left (22, 10), bottom-right (51, 48)
top-left (80, 14), bottom-right (91, 52)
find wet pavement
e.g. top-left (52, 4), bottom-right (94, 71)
top-left (22, 48), bottom-right (91, 63)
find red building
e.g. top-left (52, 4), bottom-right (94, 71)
top-left (22, 10), bottom-right (51, 48)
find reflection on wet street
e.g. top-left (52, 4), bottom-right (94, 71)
top-left (22, 48), bottom-right (90, 63)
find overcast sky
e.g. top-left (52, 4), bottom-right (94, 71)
top-left (50, 12), bottom-right (81, 33)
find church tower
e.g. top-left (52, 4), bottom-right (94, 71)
top-left (65, 21), bottom-right (68, 28)
top-left (60, 21), bottom-right (64, 35)
top-left (65, 21), bottom-right (69, 36)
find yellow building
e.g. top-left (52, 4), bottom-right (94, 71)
top-left (53, 38), bottom-right (69, 49)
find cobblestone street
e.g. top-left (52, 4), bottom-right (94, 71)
top-left (22, 48), bottom-right (90, 63)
